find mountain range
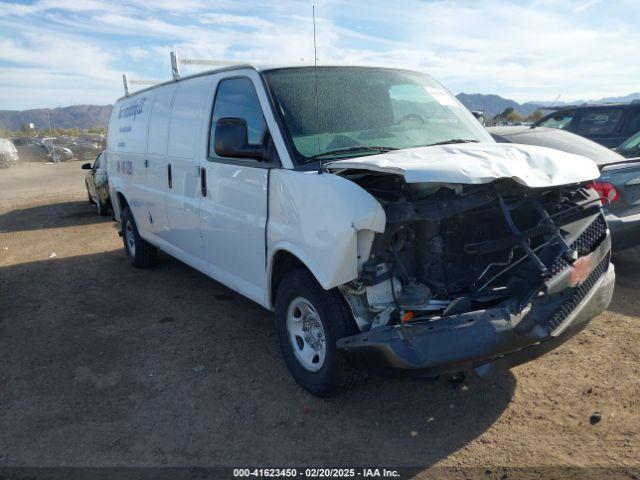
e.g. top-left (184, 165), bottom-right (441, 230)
top-left (1, 92), bottom-right (639, 131)
top-left (0, 104), bottom-right (112, 132)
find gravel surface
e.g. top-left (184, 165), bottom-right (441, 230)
top-left (0, 162), bottom-right (638, 470)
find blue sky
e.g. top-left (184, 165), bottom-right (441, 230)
top-left (0, 0), bottom-right (638, 110)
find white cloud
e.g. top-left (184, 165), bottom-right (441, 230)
top-left (126, 47), bottom-right (151, 61)
top-left (0, 0), bottom-right (639, 109)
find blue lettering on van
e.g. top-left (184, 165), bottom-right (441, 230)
top-left (117, 97), bottom-right (146, 121)
top-left (117, 160), bottom-right (133, 175)
top-left (119, 126), bottom-right (132, 133)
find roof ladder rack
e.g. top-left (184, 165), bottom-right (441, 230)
top-left (122, 74), bottom-right (162, 96)
top-left (171, 49), bottom-right (242, 76)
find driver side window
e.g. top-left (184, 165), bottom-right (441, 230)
top-left (209, 77), bottom-right (267, 159)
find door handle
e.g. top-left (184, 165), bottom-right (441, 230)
top-left (167, 163), bottom-right (172, 189)
top-left (200, 167), bottom-right (207, 197)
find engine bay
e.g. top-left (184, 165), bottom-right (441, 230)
top-left (338, 171), bottom-right (607, 331)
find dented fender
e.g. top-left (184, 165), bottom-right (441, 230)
top-left (267, 169), bottom-right (386, 301)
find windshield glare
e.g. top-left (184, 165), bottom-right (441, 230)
top-left (263, 67), bottom-right (493, 164)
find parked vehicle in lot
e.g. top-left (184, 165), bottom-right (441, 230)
top-left (70, 138), bottom-right (103, 161)
top-left (12, 137), bottom-right (48, 162)
top-left (82, 152), bottom-right (110, 216)
top-left (615, 130), bottom-right (640, 159)
top-left (532, 103), bottom-right (640, 148)
top-left (489, 126), bottom-right (640, 251)
top-left (0, 138), bottom-right (19, 168)
top-left (47, 146), bottom-right (74, 162)
top-left (108, 65), bottom-right (614, 396)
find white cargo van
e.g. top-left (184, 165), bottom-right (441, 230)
top-left (108, 65), bottom-right (614, 396)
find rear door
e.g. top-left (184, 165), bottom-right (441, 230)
top-left (86, 153), bottom-right (101, 200)
top-left (573, 107), bottom-right (625, 147)
top-left (92, 152), bottom-right (108, 198)
top-left (198, 73), bottom-right (278, 305)
top-left (146, 83), bottom-right (176, 237)
top-left (164, 75), bottom-right (216, 256)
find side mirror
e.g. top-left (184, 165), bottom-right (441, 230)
top-left (81, 162), bottom-right (92, 170)
top-left (214, 117), bottom-right (265, 160)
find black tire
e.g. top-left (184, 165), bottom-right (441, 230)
top-left (96, 196), bottom-right (109, 216)
top-left (275, 268), bottom-right (359, 397)
top-left (121, 207), bottom-right (157, 268)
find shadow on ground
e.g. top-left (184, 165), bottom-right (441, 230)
top-left (0, 200), bottom-right (109, 233)
top-left (0, 250), bottom-right (515, 466)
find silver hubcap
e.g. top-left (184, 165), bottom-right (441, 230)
top-left (125, 221), bottom-right (136, 257)
top-left (286, 297), bottom-right (326, 372)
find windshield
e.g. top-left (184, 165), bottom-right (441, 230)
top-left (263, 67), bottom-right (493, 164)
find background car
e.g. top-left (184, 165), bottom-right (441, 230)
top-left (531, 103), bottom-right (640, 148)
top-left (81, 152), bottom-right (110, 216)
top-left (0, 138), bottom-right (19, 168)
top-left (615, 130), bottom-right (640, 158)
top-left (489, 125), bottom-right (640, 251)
top-left (11, 137), bottom-right (48, 162)
top-left (69, 138), bottom-right (104, 161)
top-left (47, 146), bottom-right (74, 162)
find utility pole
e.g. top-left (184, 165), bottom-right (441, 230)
top-left (47, 111), bottom-right (57, 163)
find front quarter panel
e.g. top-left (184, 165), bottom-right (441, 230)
top-left (268, 169), bottom-right (386, 298)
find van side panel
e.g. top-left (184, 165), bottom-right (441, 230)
top-left (107, 91), bottom-right (155, 231)
top-left (164, 75), bottom-right (216, 255)
top-left (146, 83), bottom-right (177, 236)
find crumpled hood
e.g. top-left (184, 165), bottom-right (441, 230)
top-left (326, 142), bottom-right (600, 188)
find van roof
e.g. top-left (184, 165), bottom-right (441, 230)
top-left (117, 64), bottom-right (425, 101)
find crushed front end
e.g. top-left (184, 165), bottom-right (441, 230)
top-left (336, 173), bottom-right (615, 377)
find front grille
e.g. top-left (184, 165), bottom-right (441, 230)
top-left (548, 214), bottom-right (608, 277)
top-left (573, 215), bottom-right (608, 255)
top-left (547, 255), bottom-right (610, 332)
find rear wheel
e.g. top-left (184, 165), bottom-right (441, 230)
top-left (275, 269), bottom-right (359, 397)
top-left (121, 207), bottom-right (157, 268)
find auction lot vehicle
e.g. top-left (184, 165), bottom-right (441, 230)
top-left (108, 65), bottom-right (615, 396)
top-left (82, 151), bottom-right (111, 216)
top-left (11, 137), bottom-right (47, 162)
top-left (490, 126), bottom-right (640, 251)
top-left (71, 137), bottom-right (104, 161)
top-left (0, 138), bottom-right (19, 168)
top-left (532, 103), bottom-right (640, 148)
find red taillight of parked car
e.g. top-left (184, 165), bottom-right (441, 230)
top-left (587, 181), bottom-right (619, 205)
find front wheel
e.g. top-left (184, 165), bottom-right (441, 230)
top-left (121, 207), bottom-right (157, 268)
top-left (275, 269), bottom-right (359, 397)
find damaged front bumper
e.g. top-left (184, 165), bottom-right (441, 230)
top-left (337, 236), bottom-right (615, 378)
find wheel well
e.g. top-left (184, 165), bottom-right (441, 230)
top-left (270, 251), bottom-right (308, 306)
top-left (117, 192), bottom-right (129, 214)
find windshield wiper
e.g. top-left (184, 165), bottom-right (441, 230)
top-left (425, 139), bottom-right (480, 146)
top-left (306, 145), bottom-right (398, 161)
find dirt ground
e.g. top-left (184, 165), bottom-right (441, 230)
top-left (0, 162), bottom-right (638, 472)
